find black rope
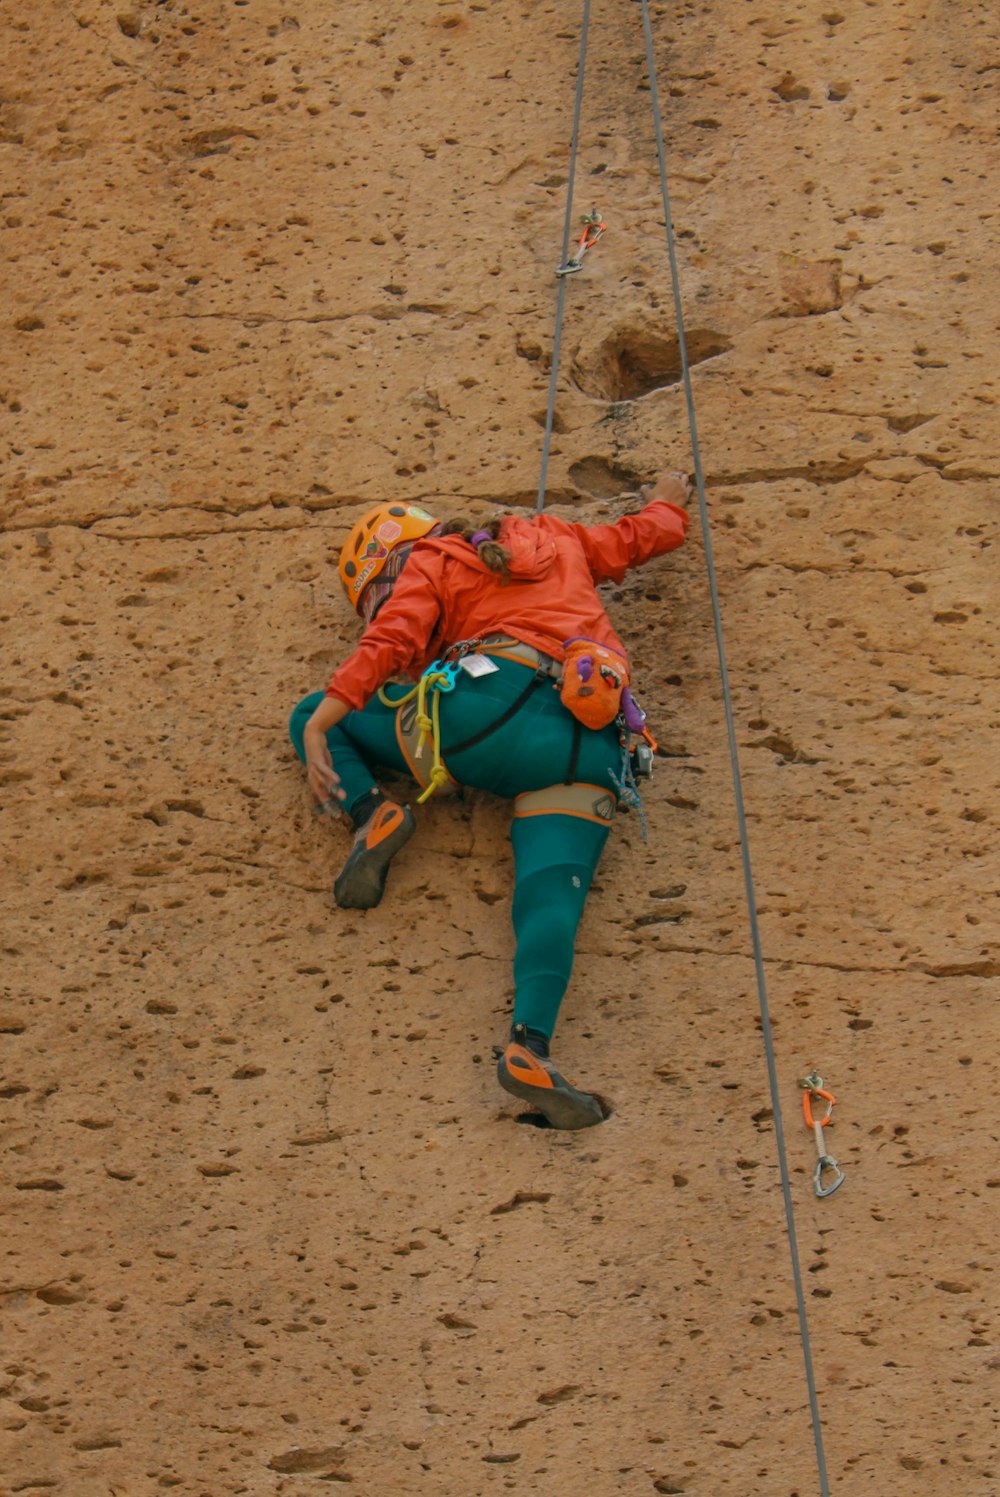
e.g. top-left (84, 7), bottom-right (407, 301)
top-left (536, 0), bottom-right (593, 514)
top-left (564, 718), bottom-right (583, 785)
top-left (637, 4), bottom-right (832, 1494)
top-left (442, 669), bottom-right (546, 757)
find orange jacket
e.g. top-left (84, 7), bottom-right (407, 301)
top-left (326, 494), bottom-right (690, 711)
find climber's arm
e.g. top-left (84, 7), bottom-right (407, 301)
top-left (303, 694), bottom-right (351, 804)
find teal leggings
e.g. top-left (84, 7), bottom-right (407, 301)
top-left (289, 659), bottom-right (622, 1041)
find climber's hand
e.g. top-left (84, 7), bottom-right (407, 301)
top-left (304, 726), bottom-right (345, 806)
top-left (643, 471), bottom-right (692, 504)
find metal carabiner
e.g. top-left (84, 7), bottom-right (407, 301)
top-left (813, 1153), bottom-right (845, 1198)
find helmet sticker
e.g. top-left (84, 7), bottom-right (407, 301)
top-left (353, 556), bottom-right (381, 593)
top-left (407, 506), bottom-right (433, 521)
top-left (362, 537), bottom-right (388, 560)
top-left (377, 520), bottom-right (403, 544)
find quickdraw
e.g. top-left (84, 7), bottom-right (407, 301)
top-left (556, 208), bottom-right (606, 276)
top-left (799, 1071), bottom-right (845, 1198)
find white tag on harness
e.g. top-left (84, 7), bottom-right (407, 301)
top-left (458, 653), bottom-right (500, 678)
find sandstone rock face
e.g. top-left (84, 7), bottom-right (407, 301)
top-left (2, 3), bottom-right (997, 1494)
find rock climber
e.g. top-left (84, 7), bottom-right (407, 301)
top-left (289, 473), bottom-right (690, 1129)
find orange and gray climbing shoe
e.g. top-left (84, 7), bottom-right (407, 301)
top-left (333, 800), bottom-right (415, 910)
top-left (497, 1024), bottom-right (607, 1130)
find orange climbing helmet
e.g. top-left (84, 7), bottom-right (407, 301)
top-left (338, 503), bottom-right (439, 617)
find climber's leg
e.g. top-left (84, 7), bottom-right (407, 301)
top-left (496, 790), bottom-right (613, 1129)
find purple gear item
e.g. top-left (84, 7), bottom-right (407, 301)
top-left (577, 655), bottom-right (593, 683)
top-left (469, 529), bottom-right (492, 547)
top-left (621, 687), bottom-right (646, 733)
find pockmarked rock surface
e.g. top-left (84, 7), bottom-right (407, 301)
top-left (2, 3), bottom-right (997, 1494)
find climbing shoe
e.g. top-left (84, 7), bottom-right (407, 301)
top-left (333, 800), bottom-right (415, 910)
top-left (497, 1024), bottom-right (607, 1130)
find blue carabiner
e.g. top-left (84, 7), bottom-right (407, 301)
top-left (425, 659), bottom-right (460, 692)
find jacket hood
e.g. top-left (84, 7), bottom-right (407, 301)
top-left (421, 515), bottom-right (558, 581)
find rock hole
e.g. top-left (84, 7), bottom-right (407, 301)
top-left (773, 74), bottom-right (811, 102)
top-left (37, 1285), bottom-right (85, 1306)
top-left (568, 455), bottom-right (642, 498)
top-left (886, 411), bottom-right (935, 433)
top-left (490, 1189), bottom-right (553, 1213)
top-left (571, 324), bottom-right (731, 401)
top-left (531, 409), bottom-right (567, 433)
top-left (60, 870), bottom-right (108, 889)
top-left (165, 798), bottom-right (205, 818)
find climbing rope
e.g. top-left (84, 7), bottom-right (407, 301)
top-left (633, 9), bottom-right (833, 1491)
top-left (412, 663), bottom-right (456, 802)
top-left (378, 661), bottom-right (459, 803)
top-left (537, 5), bottom-right (834, 1494)
top-left (536, 0), bottom-right (593, 514)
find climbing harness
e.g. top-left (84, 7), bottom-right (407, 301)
top-left (378, 644), bottom-right (553, 802)
top-left (800, 1071), bottom-right (846, 1199)
top-left (536, 6), bottom-right (835, 1492)
top-left (556, 208), bottom-right (606, 276)
top-left (514, 781), bottom-right (616, 825)
top-left (440, 633), bottom-right (561, 679)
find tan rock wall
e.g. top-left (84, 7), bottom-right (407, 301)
top-left (2, 2), bottom-right (996, 1493)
